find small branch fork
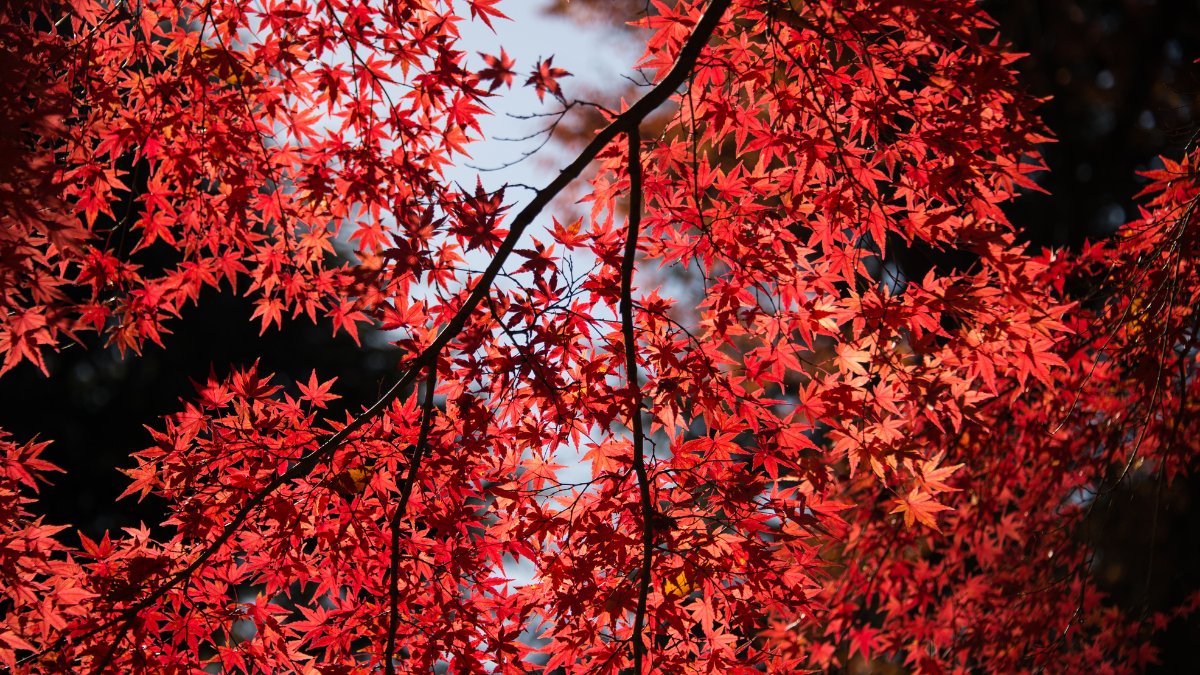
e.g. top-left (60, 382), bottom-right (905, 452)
top-left (16, 1), bottom-right (735, 672)
top-left (622, 124), bottom-right (654, 675)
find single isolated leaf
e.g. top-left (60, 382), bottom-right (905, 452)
top-left (525, 56), bottom-right (571, 103)
top-left (477, 48), bottom-right (516, 91)
top-left (549, 216), bottom-right (587, 248)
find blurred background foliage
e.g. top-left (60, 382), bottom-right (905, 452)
top-left (3, 0), bottom-right (1199, 670)
top-left (983, 2), bottom-right (1200, 670)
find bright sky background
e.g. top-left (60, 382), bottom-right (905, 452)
top-left (447, 1), bottom-right (644, 201)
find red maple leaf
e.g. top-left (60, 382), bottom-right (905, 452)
top-left (525, 56), bottom-right (571, 103)
top-left (477, 48), bottom-right (516, 92)
top-left (467, 0), bottom-right (509, 31)
top-left (549, 216), bottom-right (587, 249)
top-left (890, 488), bottom-right (954, 531)
top-left (297, 370), bottom-right (340, 408)
top-left (450, 179), bottom-right (510, 253)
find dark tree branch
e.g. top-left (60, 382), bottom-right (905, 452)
top-left (622, 124), bottom-right (653, 675)
top-left (385, 364), bottom-right (438, 675)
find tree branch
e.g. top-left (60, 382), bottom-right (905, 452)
top-left (385, 364), bottom-right (438, 675)
top-left (622, 124), bottom-right (653, 675)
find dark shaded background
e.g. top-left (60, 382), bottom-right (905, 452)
top-left (0, 285), bottom-right (401, 540)
top-left (989, 0), bottom-right (1200, 249)
top-left (2, 0), bottom-right (1199, 670)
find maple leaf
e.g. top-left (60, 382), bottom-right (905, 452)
top-left (331, 465), bottom-right (374, 496)
top-left (327, 300), bottom-right (366, 346)
top-left (918, 451), bottom-right (964, 494)
top-left (116, 465), bottom-right (160, 502)
top-left (196, 45), bottom-right (257, 87)
top-left (525, 57), bottom-right (571, 103)
top-left (582, 439), bottom-right (628, 479)
top-left (890, 488), bottom-right (954, 531)
top-left (251, 296), bottom-right (285, 334)
top-left (513, 238), bottom-right (557, 277)
top-left (451, 179), bottom-right (510, 253)
top-left (297, 370), bottom-right (340, 408)
top-left (663, 564), bottom-right (701, 600)
top-left (467, 0), bottom-right (510, 32)
top-left (477, 48), bottom-right (516, 91)
top-left (549, 215), bottom-right (588, 249)
top-left (831, 343), bottom-right (870, 377)
top-left (520, 455), bottom-right (565, 487)
top-left (847, 624), bottom-right (881, 661)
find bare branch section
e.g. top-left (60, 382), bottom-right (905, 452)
top-left (385, 365), bottom-right (439, 675)
top-left (622, 124), bottom-right (653, 675)
top-left (36, 1), bottom-right (735, 672)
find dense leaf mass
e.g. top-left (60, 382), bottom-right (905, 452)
top-left (2, 0), bottom-right (1199, 673)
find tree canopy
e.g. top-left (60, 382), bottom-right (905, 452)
top-left (2, 0), bottom-right (1200, 673)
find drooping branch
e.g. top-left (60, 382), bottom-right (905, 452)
top-left (32, 2), bottom-right (735, 671)
top-left (622, 124), bottom-right (653, 675)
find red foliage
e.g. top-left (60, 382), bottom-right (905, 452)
top-left (2, 0), bottom-right (1200, 673)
